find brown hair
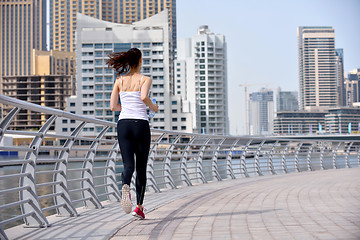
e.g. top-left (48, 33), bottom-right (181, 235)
top-left (106, 48), bottom-right (142, 76)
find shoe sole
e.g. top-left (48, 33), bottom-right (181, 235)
top-left (121, 185), bottom-right (132, 214)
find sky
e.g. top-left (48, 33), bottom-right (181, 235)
top-left (176, 0), bottom-right (360, 135)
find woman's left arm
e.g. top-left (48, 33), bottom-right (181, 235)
top-left (110, 78), bottom-right (122, 111)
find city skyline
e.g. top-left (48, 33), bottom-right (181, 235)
top-left (177, 0), bottom-right (360, 135)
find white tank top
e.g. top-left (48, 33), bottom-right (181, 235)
top-left (118, 75), bottom-right (148, 121)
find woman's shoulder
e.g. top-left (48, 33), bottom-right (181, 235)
top-left (141, 75), bottom-right (151, 80)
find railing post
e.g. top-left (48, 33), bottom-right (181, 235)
top-left (145, 133), bottom-right (165, 193)
top-left (105, 142), bottom-right (122, 201)
top-left (163, 135), bottom-right (180, 189)
top-left (319, 143), bottom-right (325, 170)
top-left (267, 140), bottom-right (279, 175)
top-left (179, 136), bottom-right (196, 186)
top-left (294, 142), bottom-right (303, 172)
top-left (210, 138), bottom-right (226, 181)
top-left (195, 138), bottom-right (211, 184)
top-left (81, 127), bottom-right (110, 208)
top-left (54, 122), bottom-right (87, 216)
top-left (332, 142), bottom-right (341, 169)
top-left (344, 142), bottom-right (353, 168)
top-left (306, 143), bottom-right (313, 171)
top-left (254, 140), bottom-right (265, 176)
top-left (225, 139), bottom-right (239, 179)
top-left (281, 142), bottom-right (291, 173)
top-left (20, 116), bottom-right (58, 227)
top-left (358, 145), bottom-right (360, 167)
top-left (240, 140), bottom-right (252, 177)
top-left (0, 107), bottom-right (20, 142)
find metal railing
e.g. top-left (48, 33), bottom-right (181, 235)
top-left (0, 94), bottom-right (359, 240)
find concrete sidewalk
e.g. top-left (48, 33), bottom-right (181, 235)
top-left (6, 168), bottom-right (360, 240)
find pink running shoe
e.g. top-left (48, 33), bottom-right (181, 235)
top-left (132, 206), bottom-right (145, 219)
top-left (121, 184), bottom-right (132, 214)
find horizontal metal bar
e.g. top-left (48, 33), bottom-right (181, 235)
top-left (0, 172), bottom-right (30, 180)
top-left (38, 146), bottom-right (68, 151)
top-left (0, 199), bottom-right (29, 210)
top-left (0, 94), bottom-right (115, 127)
top-left (37, 181), bottom-right (62, 188)
top-left (97, 192), bottom-right (114, 198)
top-left (0, 160), bottom-right (32, 166)
top-left (93, 157), bottom-right (113, 161)
top-left (68, 158), bottom-right (91, 162)
top-left (0, 211), bottom-right (34, 226)
top-left (42, 203), bottom-right (66, 212)
top-left (68, 177), bottom-right (89, 183)
top-left (93, 166), bottom-right (112, 170)
top-left (93, 174), bottom-right (111, 179)
top-left (4, 130), bottom-right (41, 136)
top-left (95, 183), bottom-right (112, 188)
top-left (70, 147), bottom-right (92, 151)
top-left (0, 146), bottom-right (32, 151)
top-left (38, 192), bottom-right (63, 200)
top-left (72, 197), bottom-right (92, 204)
top-left (69, 187), bottom-right (90, 193)
top-left (0, 186), bottom-right (30, 195)
top-left (36, 170), bottom-right (63, 175)
top-left (67, 168), bottom-right (89, 173)
top-left (37, 159), bottom-right (65, 164)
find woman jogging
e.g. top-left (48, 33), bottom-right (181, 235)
top-left (107, 48), bottom-right (158, 219)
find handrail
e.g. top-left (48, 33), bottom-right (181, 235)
top-left (0, 94), bottom-right (359, 240)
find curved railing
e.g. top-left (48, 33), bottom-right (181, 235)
top-left (0, 94), bottom-right (359, 240)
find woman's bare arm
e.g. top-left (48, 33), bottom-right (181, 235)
top-left (140, 77), bottom-right (159, 112)
top-left (110, 78), bottom-right (122, 111)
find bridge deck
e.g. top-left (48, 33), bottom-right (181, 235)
top-left (6, 168), bottom-right (360, 240)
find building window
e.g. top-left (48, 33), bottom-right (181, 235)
top-left (181, 118), bottom-right (186, 122)
top-left (181, 126), bottom-right (186, 130)
top-left (172, 126), bottom-right (178, 130)
top-left (172, 101), bottom-right (177, 105)
top-left (172, 118), bottom-right (177, 122)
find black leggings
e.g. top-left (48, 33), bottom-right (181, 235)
top-left (117, 119), bottom-right (150, 205)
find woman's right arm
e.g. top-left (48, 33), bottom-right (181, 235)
top-left (110, 78), bottom-right (122, 111)
top-left (140, 77), bottom-right (159, 112)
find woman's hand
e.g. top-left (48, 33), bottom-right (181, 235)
top-left (152, 104), bottom-right (159, 113)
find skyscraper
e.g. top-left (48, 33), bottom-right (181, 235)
top-left (276, 88), bottom-right (298, 112)
top-left (0, 0), bottom-right (47, 77)
top-left (345, 69), bottom-right (360, 105)
top-left (335, 48), bottom-right (345, 106)
top-left (175, 26), bottom-right (229, 135)
top-left (297, 26), bottom-right (337, 111)
top-left (50, 0), bottom-right (177, 52)
top-left (249, 89), bottom-right (274, 136)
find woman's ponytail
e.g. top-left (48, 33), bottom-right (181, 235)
top-left (106, 48), bottom-right (142, 76)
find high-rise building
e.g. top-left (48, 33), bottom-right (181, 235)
top-left (175, 26), bottom-right (229, 135)
top-left (335, 48), bottom-right (345, 106)
top-left (297, 26), bottom-right (337, 111)
top-left (1, 75), bottom-right (72, 130)
top-left (344, 69), bottom-right (360, 106)
top-left (56, 11), bottom-right (190, 137)
top-left (276, 88), bottom-right (298, 112)
top-left (50, 0), bottom-right (176, 52)
top-left (31, 50), bottom-right (76, 95)
top-left (249, 88), bottom-right (274, 135)
top-left (0, 0), bottom-right (47, 77)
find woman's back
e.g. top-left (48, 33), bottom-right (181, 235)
top-left (118, 74), bottom-right (148, 121)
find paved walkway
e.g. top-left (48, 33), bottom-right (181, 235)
top-left (6, 168), bottom-right (360, 240)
